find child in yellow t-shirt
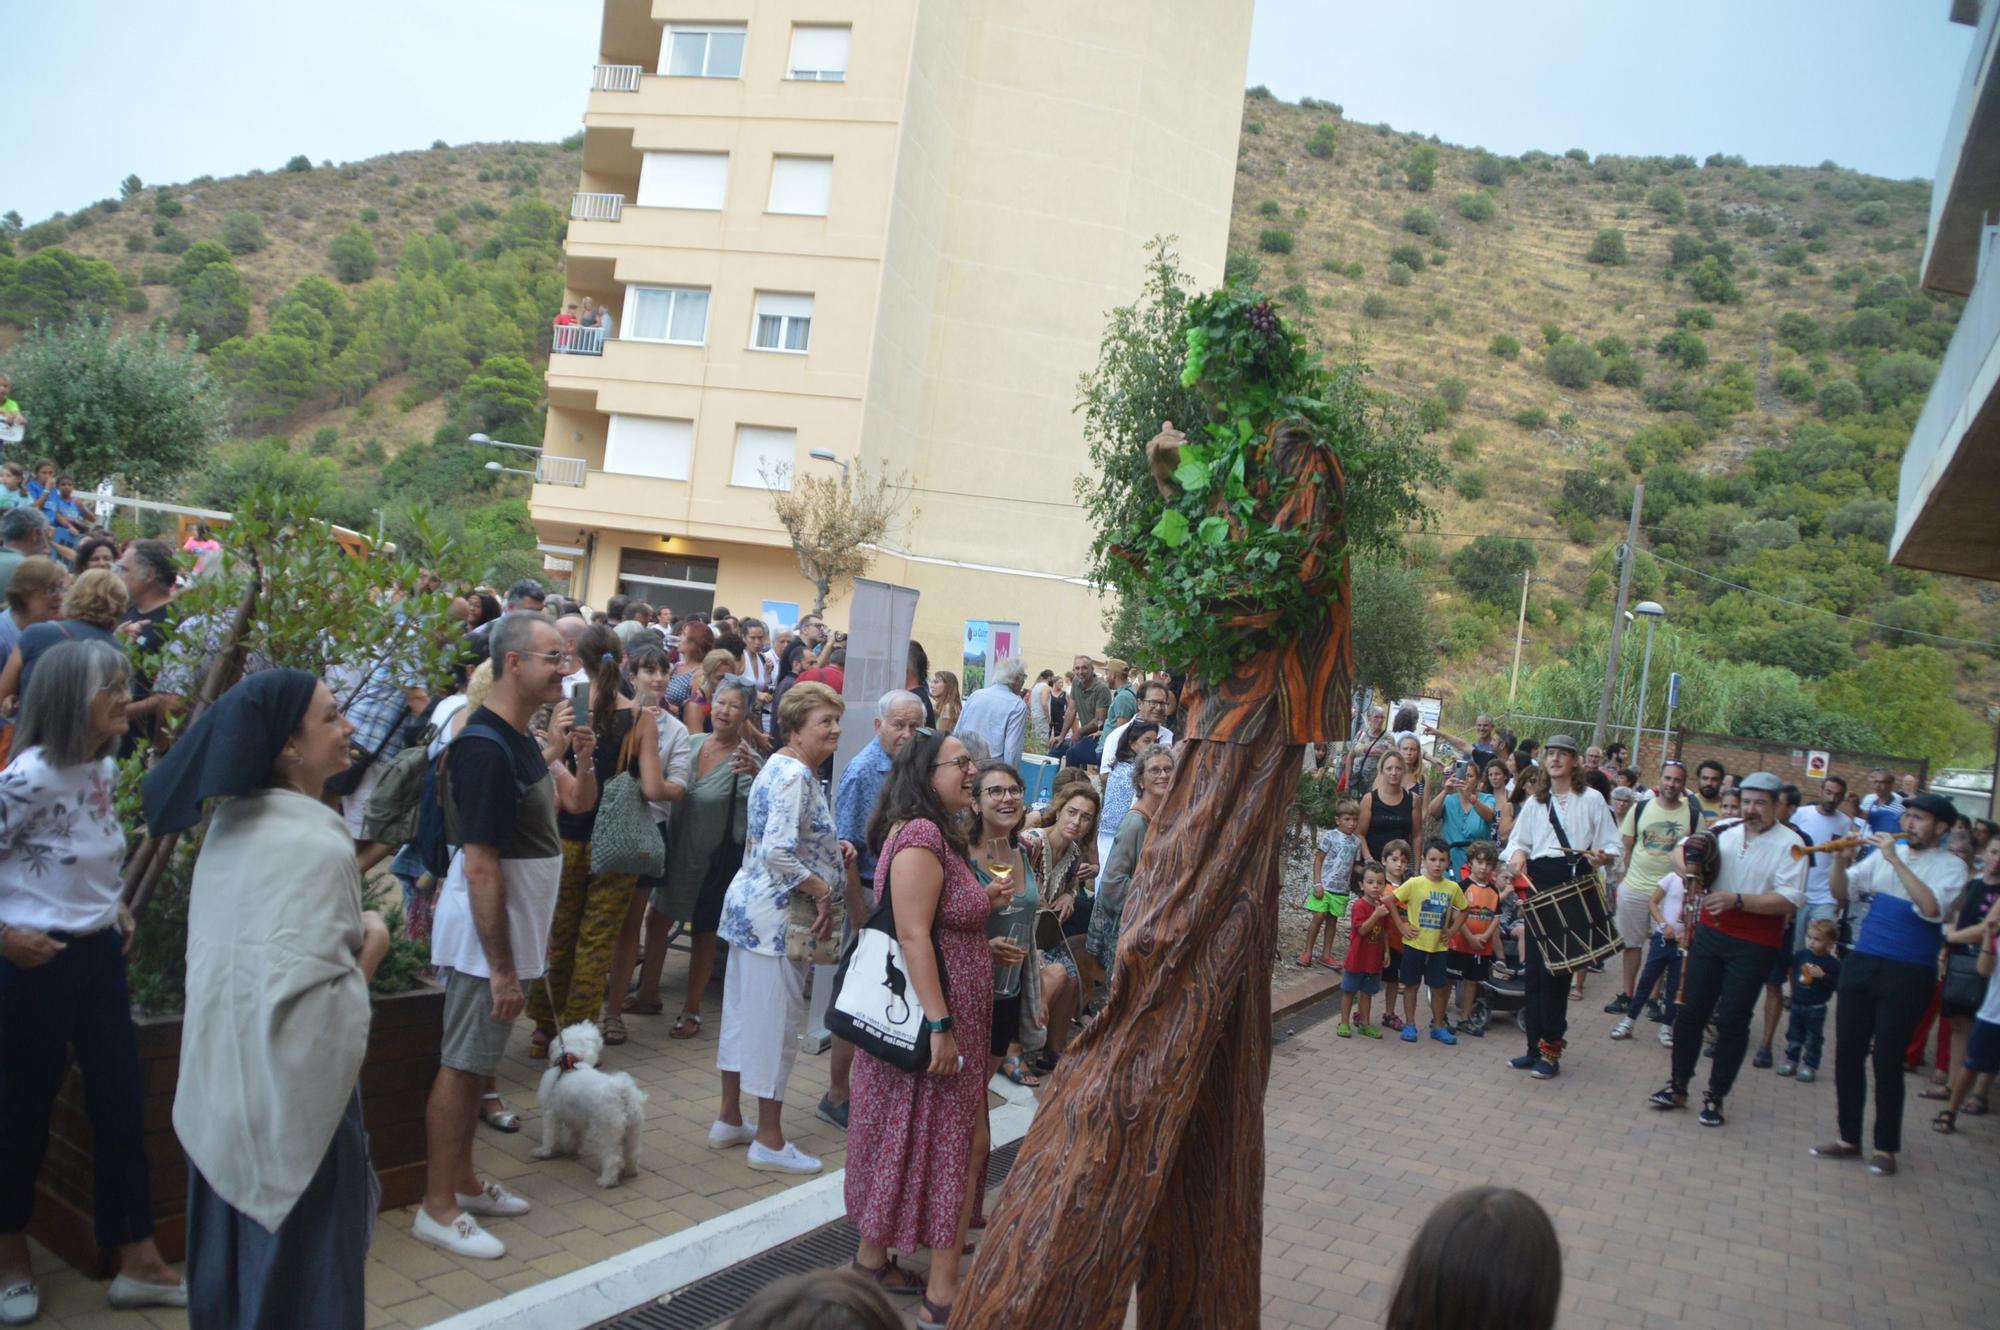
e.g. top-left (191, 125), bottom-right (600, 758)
top-left (1390, 840), bottom-right (1468, 1045)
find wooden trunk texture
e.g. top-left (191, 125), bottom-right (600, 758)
top-left (31, 982), bottom-right (443, 1274)
top-left (957, 736), bottom-right (1301, 1328)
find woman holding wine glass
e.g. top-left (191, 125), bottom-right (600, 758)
top-left (970, 761), bottom-right (1038, 1088)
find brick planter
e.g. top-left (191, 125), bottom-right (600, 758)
top-left (31, 980), bottom-right (444, 1274)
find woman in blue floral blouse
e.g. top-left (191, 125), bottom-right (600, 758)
top-left (713, 680), bottom-right (851, 1176)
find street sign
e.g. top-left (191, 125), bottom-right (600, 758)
top-left (1666, 672), bottom-right (1682, 708)
top-left (1806, 751), bottom-right (1830, 780)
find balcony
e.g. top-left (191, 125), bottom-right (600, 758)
top-left (592, 64), bottom-right (642, 93)
top-left (538, 454), bottom-right (587, 487)
top-left (552, 324), bottom-right (606, 356)
top-left (571, 192), bottom-right (625, 223)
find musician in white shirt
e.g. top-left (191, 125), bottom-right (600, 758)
top-left (1647, 771), bottom-right (1807, 1129)
top-left (1501, 735), bottom-right (1621, 1080)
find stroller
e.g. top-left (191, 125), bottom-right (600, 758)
top-left (1461, 912), bottom-right (1529, 1037)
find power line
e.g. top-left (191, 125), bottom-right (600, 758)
top-left (1638, 549), bottom-right (2000, 651)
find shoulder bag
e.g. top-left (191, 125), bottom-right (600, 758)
top-left (825, 836), bottom-right (950, 1073)
top-left (592, 720), bottom-right (667, 877)
top-left (1943, 949), bottom-right (1987, 1013)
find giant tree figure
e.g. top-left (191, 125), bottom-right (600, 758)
top-left (956, 278), bottom-right (1436, 1327)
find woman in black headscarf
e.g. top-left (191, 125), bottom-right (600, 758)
top-left (143, 670), bottom-right (391, 1330)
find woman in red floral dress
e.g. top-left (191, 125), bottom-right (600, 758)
top-left (845, 731), bottom-right (996, 1328)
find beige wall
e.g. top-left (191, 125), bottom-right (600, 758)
top-left (539, 0), bottom-right (1254, 671)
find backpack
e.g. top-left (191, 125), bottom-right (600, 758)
top-left (362, 722), bottom-right (439, 847)
top-left (416, 722), bottom-right (527, 879)
top-left (1629, 795), bottom-right (1700, 843)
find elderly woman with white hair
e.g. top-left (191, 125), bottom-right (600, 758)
top-left (955, 656), bottom-right (1030, 766)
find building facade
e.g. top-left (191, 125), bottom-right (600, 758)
top-left (532, 0), bottom-right (1253, 667)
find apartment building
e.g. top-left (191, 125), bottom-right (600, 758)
top-left (531, 0), bottom-right (1253, 667)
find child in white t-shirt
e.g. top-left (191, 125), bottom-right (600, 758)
top-left (1614, 870), bottom-right (1688, 1045)
top-left (1302, 801), bottom-right (1361, 969)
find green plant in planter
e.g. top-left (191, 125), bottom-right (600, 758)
top-left (1076, 246), bottom-right (1441, 683)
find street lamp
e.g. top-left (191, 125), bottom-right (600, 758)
top-left (1630, 600), bottom-right (1665, 760)
top-left (484, 460), bottom-right (537, 478)
top-left (807, 448), bottom-right (850, 486)
top-left (466, 432), bottom-right (542, 455)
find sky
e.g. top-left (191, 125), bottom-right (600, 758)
top-left (5, 1), bottom-right (1976, 226)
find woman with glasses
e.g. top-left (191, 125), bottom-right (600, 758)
top-left (1096, 720), bottom-right (1162, 867)
top-left (1023, 782), bottom-right (1101, 1070)
top-left (646, 677), bottom-right (761, 1036)
top-left (1088, 743), bottom-right (1175, 980)
top-left (0, 568), bottom-right (132, 711)
top-left (682, 648), bottom-right (740, 737)
top-left (712, 681), bottom-right (848, 1175)
top-left (970, 762), bottom-right (1039, 1091)
top-left (1, 641), bottom-right (186, 1322)
top-left (845, 731), bottom-right (995, 1327)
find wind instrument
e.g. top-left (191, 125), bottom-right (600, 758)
top-left (1788, 833), bottom-right (1904, 861)
top-left (1674, 830), bottom-right (1721, 1007)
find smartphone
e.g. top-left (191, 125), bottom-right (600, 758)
top-left (1453, 759), bottom-right (1470, 780)
top-left (569, 680), bottom-right (590, 722)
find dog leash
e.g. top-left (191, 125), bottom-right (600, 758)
top-left (538, 975), bottom-right (581, 1076)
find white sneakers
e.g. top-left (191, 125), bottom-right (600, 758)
top-left (1610, 1017), bottom-right (1634, 1040)
top-left (1659, 1025), bottom-right (1674, 1047)
top-left (413, 1206), bottom-right (507, 1260)
top-left (746, 1140), bottom-right (823, 1175)
top-left (0, 1280), bottom-right (39, 1327)
top-left (707, 1119), bottom-right (758, 1150)
top-left (456, 1180), bottom-right (532, 1217)
top-left (106, 1273), bottom-right (189, 1309)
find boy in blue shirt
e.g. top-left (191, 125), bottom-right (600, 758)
top-left (1778, 918), bottom-right (1840, 1081)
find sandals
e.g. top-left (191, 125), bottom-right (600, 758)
top-left (1963, 1095), bottom-right (1988, 1116)
top-left (622, 993), bottom-right (664, 1015)
top-left (669, 1012), bottom-right (703, 1040)
top-left (1933, 1109), bottom-right (1958, 1134)
top-left (602, 1014), bottom-right (628, 1046)
top-left (479, 1093), bottom-right (522, 1133)
top-left (1809, 1140), bottom-right (1861, 1160)
top-left (850, 1256), bottom-right (924, 1296)
top-left (527, 1026), bottom-right (557, 1059)
top-left (918, 1295), bottom-right (953, 1329)
top-left (1918, 1085), bottom-right (1949, 1101)
top-left (999, 1055), bottom-right (1043, 1087)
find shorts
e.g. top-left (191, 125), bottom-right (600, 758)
top-left (1448, 951), bottom-right (1492, 983)
top-left (1398, 948), bottom-right (1451, 989)
top-left (438, 967), bottom-right (513, 1077)
top-left (339, 761), bottom-right (384, 841)
top-left (1340, 969), bottom-right (1382, 995)
top-left (1963, 1019), bottom-right (2000, 1077)
top-left (992, 992), bottom-right (1023, 1057)
top-left (1308, 891), bottom-right (1350, 918)
top-left (1766, 948), bottom-right (1792, 988)
top-left (1615, 887), bottom-right (1654, 950)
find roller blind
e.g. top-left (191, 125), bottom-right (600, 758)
top-left (638, 151), bottom-right (728, 210)
top-left (766, 156), bottom-right (832, 216)
top-left (605, 414), bottom-right (693, 481)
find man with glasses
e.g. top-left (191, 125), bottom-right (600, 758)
top-left (819, 689), bottom-right (929, 1129)
top-left (1099, 679), bottom-right (1175, 773)
top-left (418, 613), bottom-right (572, 1259)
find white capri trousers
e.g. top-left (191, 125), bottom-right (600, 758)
top-left (717, 948), bottom-right (808, 1101)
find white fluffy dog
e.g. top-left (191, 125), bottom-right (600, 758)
top-left (531, 1021), bottom-right (647, 1188)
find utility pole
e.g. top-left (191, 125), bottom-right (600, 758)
top-left (1592, 481), bottom-right (1644, 748)
top-left (1508, 567), bottom-right (1531, 706)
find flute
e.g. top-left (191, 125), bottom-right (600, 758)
top-left (1788, 833), bottom-right (1904, 861)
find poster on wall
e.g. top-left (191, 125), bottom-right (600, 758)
top-left (985, 621), bottom-right (1021, 679)
top-left (761, 599), bottom-right (800, 632)
top-left (963, 620), bottom-right (988, 691)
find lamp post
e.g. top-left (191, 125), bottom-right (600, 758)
top-left (807, 447), bottom-right (849, 487)
top-left (484, 460), bottom-right (536, 479)
top-left (1630, 600), bottom-right (1665, 761)
top-left (466, 432), bottom-right (542, 455)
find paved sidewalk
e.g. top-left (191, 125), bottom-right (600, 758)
top-left (1255, 1009), bottom-right (2000, 1330)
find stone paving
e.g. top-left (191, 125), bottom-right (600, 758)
top-left (26, 966), bottom-right (2000, 1329)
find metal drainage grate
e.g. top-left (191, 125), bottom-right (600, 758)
top-left (596, 1138), bottom-right (1025, 1330)
top-left (1273, 989), bottom-right (1346, 1045)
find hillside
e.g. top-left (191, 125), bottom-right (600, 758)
top-left (1, 100), bottom-right (1992, 764)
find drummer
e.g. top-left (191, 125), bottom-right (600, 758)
top-left (1501, 735), bottom-right (1622, 1081)
top-left (1647, 772), bottom-right (1807, 1129)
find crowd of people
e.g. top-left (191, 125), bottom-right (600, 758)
top-left (1303, 705), bottom-right (2000, 1179)
top-left (0, 511), bottom-right (1992, 1329)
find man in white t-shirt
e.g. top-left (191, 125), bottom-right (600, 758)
top-left (1813, 791), bottom-right (1970, 1174)
top-left (1099, 679), bottom-right (1175, 771)
top-left (1793, 776), bottom-right (1858, 936)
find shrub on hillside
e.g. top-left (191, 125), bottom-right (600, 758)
top-left (1773, 242), bottom-right (1808, 267)
top-left (285, 154), bottom-right (313, 172)
top-left (1561, 468), bottom-right (1622, 518)
top-left (1776, 311), bottom-right (1828, 352)
top-left (1593, 336), bottom-right (1631, 359)
top-left (1655, 328), bottom-right (1710, 370)
top-left (1361, 293), bottom-right (1391, 319)
top-left (1257, 227), bottom-right (1295, 254)
top-left (1449, 428), bottom-right (1483, 460)
top-left (1513, 405), bottom-right (1549, 430)
top-left (1453, 191), bottom-right (1495, 222)
top-left (1544, 338), bottom-right (1604, 388)
top-left (1454, 467), bottom-right (1487, 499)
top-left (1861, 351), bottom-right (1939, 411)
top-left (1586, 229), bottom-right (1628, 265)
top-left (1488, 332), bottom-right (1520, 359)
top-left (1307, 123), bottom-right (1339, 159)
top-left (1741, 212), bottom-right (1778, 237)
top-left (1450, 534), bottom-right (1536, 606)
top-left (1674, 307), bottom-right (1715, 330)
top-left (220, 211), bottom-right (268, 255)
top-left (1404, 145), bottom-right (1438, 192)
top-left (1776, 365), bottom-right (1815, 402)
top-left (1686, 256), bottom-right (1742, 304)
top-left (1705, 153), bottom-right (1748, 169)
top-left (1437, 376), bottom-right (1468, 413)
top-left (1817, 379), bottom-right (1864, 418)
top-left (1386, 262), bottom-right (1414, 287)
top-left (1258, 199), bottom-right (1281, 218)
top-left (1827, 497), bottom-right (1895, 543)
top-left (0, 247), bottom-right (126, 326)
top-left (1603, 356), bottom-right (1644, 389)
top-left (1401, 206), bottom-right (1439, 235)
top-left (172, 261), bottom-right (252, 346)
top-left (1852, 201), bottom-right (1889, 226)
top-left (1471, 153), bottom-right (1508, 186)
top-left (1418, 395), bottom-right (1450, 432)
top-left (1647, 184), bottom-right (1685, 220)
top-left (1388, 242), bottom-right (1427, 271)
top-left (1540, 321), bottom-right (1564, 346)
top-left (329, 224), bottom-right (378, 282)
top-left (154, 195), bottom-right (183, 219)
top-left (1839, 307), bottom-right (1901, 349)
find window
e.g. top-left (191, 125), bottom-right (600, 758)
top-left (637, 151), bottom-right (728, 210)
top-left (619, 548), bottom-right (718, 619)
top-left (663, 24), bottom-right (745, 78)
top-left (605, 414), bottom-right (693, 481)
top-left (767, 156), bottom-right (832, 216)
top-left (626, 286), bottom-right (709, 345)
top-left (787, 25), bottom-right (851, 81)
top-left (751, 292), bottom-right (813, 353)
top-left (731, 425), bottom-right (797, 488)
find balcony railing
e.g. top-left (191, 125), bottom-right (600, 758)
top-left (593, 63), bottom-right (643, 92)
top-left (537, 455), bottom-right (588, 487)
top-left (552, 324), bottom-right (606, 356)
top-left (570, 192), bottom-right (625, 222)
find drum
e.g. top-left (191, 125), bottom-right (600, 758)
top-left (1520, 871), bottom-right (1618, 975)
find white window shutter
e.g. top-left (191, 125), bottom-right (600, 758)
top-left (788, 25), bottom-right (851, 79)
top-left (638, 152), bottom-right (728, 210)
top-left (732, 426), bottom-right (798, 488)
top-left (606, 415), bottom-right (694, 481)
top-left (766, 157), bottom-right (832, 216)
